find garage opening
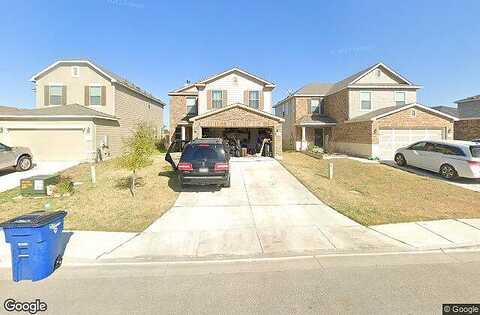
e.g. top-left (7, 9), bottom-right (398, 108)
top-left (378, 128), bottom-right (445, 160)
top-left (201, 127), bottom-right (274, 157)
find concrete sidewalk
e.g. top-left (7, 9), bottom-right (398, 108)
top-left (0, 230), bottom-right (137, 267)
top-left (371, 219), bottom-right (480, 249)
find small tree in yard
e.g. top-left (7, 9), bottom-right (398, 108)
top-left (118, 123), bottom-right (156, 196)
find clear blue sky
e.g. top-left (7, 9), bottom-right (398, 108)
top-left (1, 0), bottom-right (479, 127)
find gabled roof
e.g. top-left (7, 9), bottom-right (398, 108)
top-left (274, 62), bottom-right (420, 108)
top-left (0, 104), bottom-right (118, 121)
top-left (169, 67), bottom-right (275, 94)
top-left (455, 95), bottom-right (480, 104)
top-left (30, 59), bottom-right (165, 106)
top-left (189, 103), bottom-right (284, 123)
top-left (346, 103), bottom-right (458, 123)
top-left (327, 62), bottom-right (416, 95)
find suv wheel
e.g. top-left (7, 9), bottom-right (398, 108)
top-left (394, 153), bottom-right (407, 166)
top-left (439, 164), bottom-right (457, 180)
top-left (16, 156), bottom-right (32, 171)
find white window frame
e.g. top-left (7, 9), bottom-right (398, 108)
top-left (89, 86), bottom-right (102, 106)
top-left (212, 90), bottom-right (223, 109)
top-left (186, 96), bottom-right (197, 115)
top-left (49, 85), bottom-right (63, 106)
top-left (248, 91), bottom-right (260, 109)
top-left (311, 98), bottom-right (324, 114)
top-left (360, 91), bottom-right (372, 111)
top-left (71, 66), bottom-right (80, 77)
top-left (395, 91), bottom-right (406, 106)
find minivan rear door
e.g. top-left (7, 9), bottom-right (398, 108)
top-left (165, 140), bottom-right (188, 169)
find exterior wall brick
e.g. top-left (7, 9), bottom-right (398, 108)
top-left (324, 89), bottom-right (349, 122)
top-left (192, 106), bottom-right (283, 158)
top-left (169, 95), bottom-right (189, 140)
top-left (332, 121), bottom-right (374, 144)
top-left (454, 119), bottom-right (480, 140)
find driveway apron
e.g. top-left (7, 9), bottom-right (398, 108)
top-left (103, 158), bottom-right (406, 260)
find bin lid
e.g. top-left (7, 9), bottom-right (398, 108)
top-left (0, 210), bottom-right (67, 228)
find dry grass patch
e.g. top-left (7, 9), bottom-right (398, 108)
top-left (0, 154), bottom-right (180, 232)
top-left (281, 152), bottom-right (480, 225)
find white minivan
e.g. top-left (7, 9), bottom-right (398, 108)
top-left (394, 140), bottom-right (480, 180)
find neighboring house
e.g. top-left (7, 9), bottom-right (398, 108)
top-left (274, 63), bottom-right (458, 160)
top-left (168, 67), bottom-right (284, 158)
top-left (0, 59), bottom-right (165, 161)
top-left (446, 95), bottom-right (480, 141)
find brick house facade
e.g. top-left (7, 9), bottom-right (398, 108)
top-left (275, 63), bottom-right (457, 160)
top-left (168, 68), bottom-right (284, 158)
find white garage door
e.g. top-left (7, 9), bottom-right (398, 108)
top-left (8, 129), bottom-right (87, 161)
top-left (378, 128), bottom-right (444, 160)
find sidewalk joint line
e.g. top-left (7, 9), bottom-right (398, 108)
top-left (414, 222), bottom-right (455, 243)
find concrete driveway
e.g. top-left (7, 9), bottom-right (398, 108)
top-left (382, 160), bottom-right (480, 192)
top-left (103, 157), bottom-right (406, 260)
top-left (0, 161), bottom-right (79, 192)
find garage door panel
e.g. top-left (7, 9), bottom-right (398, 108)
top-left (8, 129), bottom-right (87, 161)
top-left (378, 128), bottom-right (444, 161)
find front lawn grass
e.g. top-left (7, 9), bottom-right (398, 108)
top-left (0, 154), bottom-right (180, 232)
top-left (281, 152), bottom-right (480, 226)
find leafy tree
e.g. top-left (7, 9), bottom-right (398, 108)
top-left (118, 123), bottom-right (156, 196)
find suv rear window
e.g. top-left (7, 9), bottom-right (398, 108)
top-left (182, 144), bottom-right (225, 161)
top-left (470, 146), bottom-right (480, 158)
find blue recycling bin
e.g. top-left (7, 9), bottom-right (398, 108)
top-left (1, 210), bottom-right (67, 282)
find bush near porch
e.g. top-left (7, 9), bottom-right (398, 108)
top-left (281, 152), bottom-right (480, 226)
top-left (0, 154), bottom-right (180, 232)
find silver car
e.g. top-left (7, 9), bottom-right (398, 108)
top-left (0, 142), bottom-right (33, 172)
top-left (394, 140), bottom-right (480, 180)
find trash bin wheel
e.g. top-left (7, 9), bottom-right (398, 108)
top-left (54, 255), bottom-right (63, 270)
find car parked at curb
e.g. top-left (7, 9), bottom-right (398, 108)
top-left (0, 142), bottom-right (33, 172)
top-left (394, 140), bottom-right (480, 180)
top-left (166, 138), bottom-right (231, 188)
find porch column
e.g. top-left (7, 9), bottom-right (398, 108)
top-left (301, 126), bottom-right (307, 151)
top-left (181, 126), bottom-right (186, 141)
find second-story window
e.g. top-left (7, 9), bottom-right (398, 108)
top-left (395, 91), bottom-right (406, 106)
top-left (310, 98), bottom-right (324, 114)
top-left (212, 90), bottom-right (223, 109)
top-left (49, 86), bottom-right (63, 105)
top-left (360, 92), bottom-right (372, 110)
top-left (248, 91), bottom-right (260, 109)
top-left (89, 86), bottom-right (102, 105)
top-left (186, 96), bottom-right (197, 115)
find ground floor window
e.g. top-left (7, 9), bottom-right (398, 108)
top-left (314, 128), bottom-right (324, 147)
top-left (174, 127), bottom-right (182, 140)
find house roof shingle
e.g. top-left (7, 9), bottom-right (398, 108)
top-left (431, 106), bottom-right (459, 118)
top-left (0, 104), bottom-right (118, 120)
top-left (295, 115), bottom-right (336, 125)
top-left (455, 95), bottom-right (480, 104)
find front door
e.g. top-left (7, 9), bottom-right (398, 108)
top-left (314, 129), bottom-right (324, 148)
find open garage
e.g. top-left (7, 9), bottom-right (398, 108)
top-left (189, 104), bottom-right (284, 159)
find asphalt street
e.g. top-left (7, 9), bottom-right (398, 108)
top-left (1, 250), bottom-right (480, 314)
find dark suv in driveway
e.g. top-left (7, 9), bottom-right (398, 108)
top-left (165, 138), bottom-right (231, 188)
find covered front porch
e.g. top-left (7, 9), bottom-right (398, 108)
top-left (295, 116), bottom-right (336, 151)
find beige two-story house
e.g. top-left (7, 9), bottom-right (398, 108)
top-left (0, 59), bottom-right (165, 161)
top-left (168, 67), bottom-right (284, 158)
top-left (275, 63), bottom-right (458, 160)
